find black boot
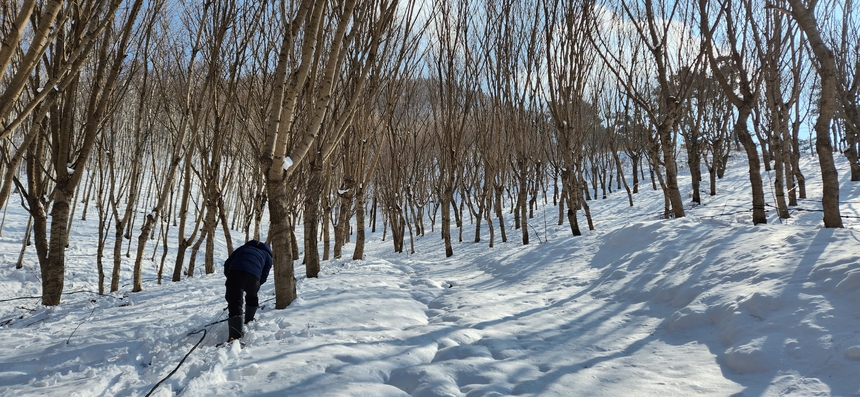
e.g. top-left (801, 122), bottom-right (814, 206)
top-left (228, 316), bottom-right (243, 340)
top-left (244, 305), bottom-right (257, 324)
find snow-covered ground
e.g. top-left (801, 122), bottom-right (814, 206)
top-left (1, 154), bottom-right (859, 397)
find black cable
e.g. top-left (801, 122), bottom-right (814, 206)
top-left (145, 303), bottom-right (234, 396)
top-left (791, 207), bottom-right (825, 212)
top-left (698, 208), bottom-right (755, 219)
top-left (203, 308), bottom-right (229, 327)
top-left (790, 207), bottom-right (860, 218)
top-left (0, 289), bottom-right (100, 303)
top-left (144, 329), bottom-right (207, 397)
top-left (66, 304), bottom-right (98, 344)
top-left (0, 296), bottom-right (43, 303)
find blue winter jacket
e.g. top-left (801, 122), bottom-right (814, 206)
top-left (224, 240), bottom-right (273, 284)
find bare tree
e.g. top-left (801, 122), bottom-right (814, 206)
top-left (351, 0), bottom-right (426, 260)
top-left (780, 0), bottom-right (843, 227)
top-left (483, 0), bottom-right (545, 244)
top-left (378, 76), bottom-right (432, 254)
top-left (260, 0), bottom-right (396, 308)
top-left (20, 0), bottom-right (145, 305)
top-left (759, 7), bottom-right (808, 218)
top-left (700, 0), bottom-right (771, 224)
top-left (602, 91), bottom-right (634, 205)
top-left (592, 0), bottom-right (701, 220)
top-left (601, 84), bottom-right (636, 207)
top-left (177, 0), bottom-right (258, 278)
top-left (131, 0), bottom-right (212, 291)
top-left (544, 0), bottom-right (600, 235)
top-left (426, 0), bottom-right (483, 257)
top-left (0, 0), bottom-right (64, 140)
top-left (829, 0), bottom-right (860, 181)
top-left (329, 3), bottom-right (405, 262)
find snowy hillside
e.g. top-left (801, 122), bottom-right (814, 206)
top-left (1, 154), bottom-right (859, 397)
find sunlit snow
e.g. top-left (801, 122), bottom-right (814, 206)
top-left (1, 154), bottom-right (858, 396)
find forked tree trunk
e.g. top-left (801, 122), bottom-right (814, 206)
top-left (657, 122), bottom-right (686, 218)
top-left (736, 107), bottom-right (768, 225)
top-left (772, 135), bottom-right (790, 219)
top-left (334, 186), bottom-right (354, 259)
top-left (790, 123), bottom-right (807, 199)
top-left (485, 200), bottom-right (495, 248)
top-left (188, 228), bottom-right (208, 277)
top-left (202, 151), bottom-right (224, 275)
top-left (612, 148), bottom-right (634, 206)
top-left (788, 0), bottom-right (843, 228)
top-left (37, 2), bottom-right (141, 304)
top-left (700, 0), bottom-right (766, 225)
top-left (474, 169), bottom-right (492, 243)
top-left (172, 149), bottom-right (197, 282)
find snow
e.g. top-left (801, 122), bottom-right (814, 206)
top-left (1, 154), bottom-right (860, 396)
top-left (283, 157), bottom-right (294, 171)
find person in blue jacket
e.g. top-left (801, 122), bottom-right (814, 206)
top-left (224, 239), bottom-right (273, 341)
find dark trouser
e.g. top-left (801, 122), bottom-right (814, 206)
top-left (225, 270), bottom-right (261, 318)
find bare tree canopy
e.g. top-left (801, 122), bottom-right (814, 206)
top-left (1, 0), bottom-right (855, 306)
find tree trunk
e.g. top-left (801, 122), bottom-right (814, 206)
top-left (563, 169), bottom-right (581, 236)
top-left (474, 168), bottom-right (493, 243)
top-left (518, 166), bottom-right (529, 245)
top-left (17, 216), bottom-right (33, 270)
top-left (709, 165), bottom-right (717, 197)
top-left (323, 195), bottom-right (332, 260)
top-left (353, 186), bottom-right (367, 260)
top-left (111, 226), bottom-right (124, 292)
top-left (772, 135), bottom-right (790, 219)
top-left (485, 199), bottom-right (495, 248)
top-left (783, 126), bottom-right (798, 206)
top-left (441, 180), bottom-right (454, 257)
top-left (334, 186), bottom-right (354, 259)
top-left (631, 154), bottom-right (641, 194)
top-left (844, 121), bottom-right (860, 181)
top-left (267, 180), bottom-right (297, 309)
top-left (41, 188), bottom-right (73, 306)
top-left (172, 146), bottom-right (197, 282)
top-left (203, 172), bottom-right (222, 275)
top-left (736, 107), bottom-right (768, 225)
top-left (28, 198), bottom-right (53, 304)
top-left (188, 227), bottom-right (208, 277)
top-left (686, 137), bottom-right (702, 205)
top-left (657, 123), bottom-right (685, 218)
top-left (612, 149), bottom-right (634, 206)
top-left (788, 0), bottom-right (842, 227)
top-left (494, 185), bottom-right (507, 243)
top-left (304, 162), bottom-right (323, 278)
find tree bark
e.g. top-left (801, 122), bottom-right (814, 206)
top-left (304, 160), bottom-right (323, 278)
top-left (787, 0), bottom-right (843, 227)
